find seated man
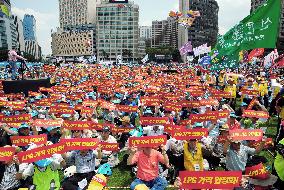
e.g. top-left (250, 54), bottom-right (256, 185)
top-left (98, 126), bottom-right (119, 167)
top-left (62, 148), bottom-right (102, 190)
top-left (127, 145), bottom-right (169, 190)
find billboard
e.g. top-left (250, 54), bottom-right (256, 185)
top-left (109, 0), bottom-right (128, 3)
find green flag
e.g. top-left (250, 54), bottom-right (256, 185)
top-left (215, 0), bottom-right (281, 55)
top-left (210, 53), bottom-right (239, 71)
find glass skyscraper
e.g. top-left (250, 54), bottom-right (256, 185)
top-left (23, 14), bottom-right (36, 41)
top-left (96, 0), bottom-right (139, 61)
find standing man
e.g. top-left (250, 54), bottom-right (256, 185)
top-left (128, 146), bottom-right (169, 190)
top-left (8, 48), bottom-right (26, 80)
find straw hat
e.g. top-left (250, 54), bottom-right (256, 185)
top-left (120, 116), bottom-right (130, 124)
top-left (135, 184), bottom-right (149, 190)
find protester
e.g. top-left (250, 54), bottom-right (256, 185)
top-left (8, 49), bottom-right (27, 80)
top-left (127, 145), bottom-right (169, 190)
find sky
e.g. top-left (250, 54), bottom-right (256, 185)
top-left (11, 0), bottom-right (250, 55)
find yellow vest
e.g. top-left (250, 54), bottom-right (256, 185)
top-left (224, 85), bottom-right (237, 98)
top-left (259, 83), bottom-right (268, 96)
top-left (184, 142), bottom-right (204, 171)
top-left (218, 76), bottom-right (224, 86)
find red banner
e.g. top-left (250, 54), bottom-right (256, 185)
top-left (163, 103), bottom-right (182, 112)
top-left (10, 134), bottom-right (47, 146)
top-left (28, 91), bottom-right (41, 97)
top-left (111, 127), bottom-right (133, 133)
top-left (39, 87), bottom-right (53, 93)
top-left (172, 128), bottom-right (208, 140)
top-left (207, 110), bottom-right (230, 119)
top-left (82, 100), bottom-right (98, 107)
top-left (245, 163), bottom-right (269, 179)
top-left (8, 101), bottom-right (26, 110)
top-left (0, 147), bottom-right (16, 161)
top-left (241, 89), bottom-right (259, 96)
top-left (49, 106), bottom-right (75, 114)
top-left (247, 98), bottom-right (257, 110)
top-left (249, 138), bottom-right (273, 149)
top-left (229, 129), bottom-right (263, 141)
top-left (63, 121), bottom-right (95, 130)
top-left (33, 119), bottom-right (63, 128)
top-left (179, 120), bottom-right (191, 126)
top-left (99, 142), bottom-right (119, 151)
top-left (190, 113), bottom-right (218, 122)
top-left (81, 107), bottom-right (94, 115)
top-left (242, 110), bottom-right (269, 119)
top-left (34, 99), bottom-right (53, 106)
top-left (200, 99), bottom-right (219, 106)
top-left (217, 136), bottom-right (228, 143)
top-left (116, 105), bottom-right (138, 112)
top-left (212, 91), bottom-right (232, 99)
top-left (248, 48), bottom-right (264, 62)
top-left (163, 124), bottom-right (184, 133)
top-left (60, 138), bottom-right (99, 151)
top-left (129, 135), bottom-right (167, 148)
top-left (179, 171), bottom-right (241, 189)
top-left (179, 100), bottom-right (201, 108)
top-left (17, 142), bottom-right (66, 163)
top-left (0, 114), bottom-right (31, 123)
top-left (140, 117), bottom-right (168, 125)
top-left (140, 97), bottom-right (161, 106)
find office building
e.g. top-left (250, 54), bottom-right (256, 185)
top-left (139, 26), bottom-right (152, 39)
top-left (59, 0), bottom-right (101, 29)
top-left (0, 0), bottom-right (11, 49)
top-left (151, 17), bottom-right (178, 48)
top-left (138, 39), bottom-right (146, 58)
top-left (251, 0), bottom-right (284, 52)
top-left (51, 26), bottom-right (95, 57)
top-left (96, 0), bottom-right (139, 61)
top-left (23, 14), bottom-right (36, 40)
top-left (25, 40), bottom-right (41, 60)
top-left (12, 15), bottom-right (25, 51)
top-left (178, 0), bottom-right (219, 49)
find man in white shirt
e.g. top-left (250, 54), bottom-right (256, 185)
top-left (143, 125), bottom-right (164, 136)
top-left (98, 126), bottom-right (119, 167)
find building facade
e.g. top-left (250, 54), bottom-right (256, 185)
top-left (251, 0), bottom-right (284, 53)
top-left (151, 20), bottom-right (168, 48)
top-left (178, 0), bottom-right (219, 49)
top-left (25, 40), bottom-right (41, 60)
top-left (0, 0), bottom-right (11, 49)
top-left (139, 26), bottom-right (152, 39)
top-left (138, 39), bottom-right (146, 58)
top-left (59, 0), bottom-right (101, 29)
top-left (96, 0), bottom-right (139, 61)
top-left (151, 17), bottom-right (178, 48)
top-left (51, 28), bottom-right (94, 57)
top-left (12, 15), bottom-right (25, 52)
top-left (23, 14), bottom-right (36, 41)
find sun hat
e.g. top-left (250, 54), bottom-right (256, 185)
top-left (135, 184), bottom-right (149, 190)
top-left (19, 123), bottom-right (30, 129)
top-left (120, 116), bottom-right (130, 123)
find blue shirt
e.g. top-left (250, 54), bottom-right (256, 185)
top-left (69, 150), bottom-right (97, 174)
top-left (226, 144), bottom-right (255, 171)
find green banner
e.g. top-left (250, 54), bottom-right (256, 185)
top-left (215, 0), bottom-right (281, 55)
top-left (210, 54), bottom-right (239, 71)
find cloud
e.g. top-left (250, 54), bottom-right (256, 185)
top-left (12, 7), bottom-right (59, 55)
top-left (216, 0), bottom-right (250, 34)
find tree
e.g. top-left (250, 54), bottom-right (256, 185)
top-left (122, 49), bottom-right (132, 62)
top-left (102, 50), bottom-right (109, 61)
